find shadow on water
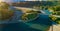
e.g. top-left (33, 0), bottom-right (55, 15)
top-left (27, 14), bottom-right (52, 26)
top-left (2, 22), bottom-right (42, 31)
top-left (24, 14), bottom-right (52, 31)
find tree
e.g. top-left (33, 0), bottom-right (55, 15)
top-left (0, 2), bottom-right (13, 20)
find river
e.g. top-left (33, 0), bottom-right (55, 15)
top-left (1, 6), bottom-right (52, 31)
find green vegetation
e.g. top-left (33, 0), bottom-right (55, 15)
top-left (49, 6), bottom-right (60, 24)
top-left (21, 10), bottom-right (38, 21)
top-left (0, 2), bottom-right (14, 20)
top-left (21, 13), bottom-right (38, 21)
top-left (55, 6), bottom-right (60, 11)
top-left (0, 2), bottom-right (9, 10)
top-left (26, 10), bottom-right (40, 13)
top-left (49, 15), bottom-right (57, 21)
top-left (55, 19), bottom-right (60, 24)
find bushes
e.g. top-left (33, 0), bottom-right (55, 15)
top-left (0, 2), bottom-right (14, 20)
top-left (21, 11), bottom-right (38, 21)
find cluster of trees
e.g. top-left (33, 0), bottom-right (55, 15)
top-left (0, 2), bottom-right (13, 20)
top-left (0, 2), bottom-right (9, 10)
top-left (49, 6), bottom-right (60, 23)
